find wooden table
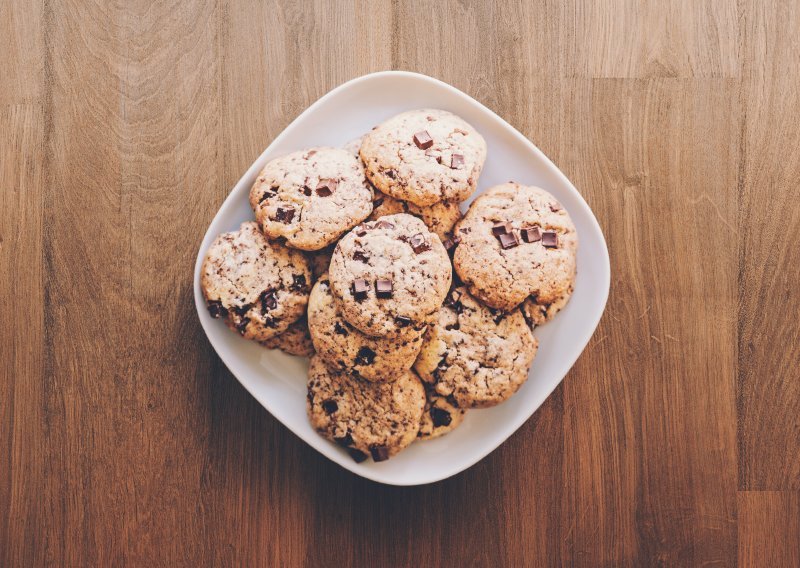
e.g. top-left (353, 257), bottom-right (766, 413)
top-left (2, 1), bottom-right (799, 566)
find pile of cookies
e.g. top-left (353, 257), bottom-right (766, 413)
top-left (201, 109), bottom-right (578, 463)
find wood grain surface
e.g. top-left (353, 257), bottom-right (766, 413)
top-left (2, 1), bottom-right (798, 566)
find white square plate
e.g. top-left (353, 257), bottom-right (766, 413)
top-left (194, 71), bottom-right (610, 486)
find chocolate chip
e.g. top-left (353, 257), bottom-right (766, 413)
top-left (385, 169), bottom-right (396, 179)
top-left (413, 130), bottom-right (434, 150)
top-left (356, 228), bottom-right (367, 237)
top-left (306, 150), bottom-right (317, 158)
top-left (334, 322), bottom-right (349, 335)
top-left (450, 153), bottom-right (465, 169)
top-left (498, 232), bottom-right (519, 249)
top-left (353, 251), bottom-right (370, 263)
top-left (492, 222), bottom-right (511, 236)
top-left (409, 233), bottom-right (430, 254)
top-left (445, 321), bottom-right (460, 331)
top-left (259, 289), bottom-right (277, 311)
top-left (430, 407), bottom-right (452, 427)
top-left (375, 279), bottom-right (393, 299)
top-left (541, 232), bottom-right (559, 248)
top-left (206, 300), bottom-right (226, 319)
top-left (373, 196), bottom-right (384, 208)
top-left (348, 449), bottom-right (368, 463)
top-left (550, 203), bottom-right (562, 212)
top-left (316, 179), bottom-right (337, 197)
top-left (355, 346), bottom-right (376, 366)
top-left (303, 185), bottom-right (312, 196)
top-left (290, 274), bottom-right (307, 292)
top-left (231, 303), bottom-right (251, 317)
top-left (351, 278), bottom-right (369, 300)
top-left (322, 399), bottom-right (338, 414)
top-left (335, 432), bottom-right (353, 447)
top-left (275, 206), bottom-right (295, 223)
top-left (370, 446), bottom-right (390, 462)
top-left (259, 190), bottom-right (276, 204)
top-left (395, 315), bottom-right (412, 327)
top-left (375, 220), bottom-right (395, 230)
top-left (521, 226), bottom-right (541, 243)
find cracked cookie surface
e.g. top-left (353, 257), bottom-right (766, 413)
top-left (249, 147), bottom-right (373, 250)
top-left (360, 109), bottom-right (487, 206)
top-left (329, 213), bottom-right (452, 337)
top-left (308, 277), bottom-right (424, 382)
top-left (414, 286), bottom-right (538, 408)
top-left (259, 316), bottom-right (314, 356)
top-left (417, 386), bottom-right (466, 440)
top-left (453, 182), bottom-right (577, 311)
top-left (306, 355), bottom-right (425, 462)
top-left (201, 221), bottom-right (311, 341)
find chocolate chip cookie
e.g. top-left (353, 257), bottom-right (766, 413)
top-left (306, 355), bottom-right (425, 462)
top-left (308, 276), bottom-right (424, 382)
top-left (250, 147), bottom-right (373, 250)
top-left (453, 182), bottom-right (577, 311)
top-left (360, 109), bottom-right (487, 206)
top-left (201, 221), bottom-right (311, 341)
top-left (368, 190), bottom-right (462, 241)
top-left (414, 286), bottom-right (538, 408)
top-left (328, 213), bottom-right (452, 337)
top-left (259, 317), bottom-right (314, 357)
top-left (418, 387), bottom-right (466, 440)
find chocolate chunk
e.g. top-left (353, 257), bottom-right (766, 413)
top-left (385, 169), bottom-right (396, 179)
top-left (430, 407), bottom-right (452, 427)
top-left (206, 300), bottom-right (226, 319)
top-left (373, 196), bottom-right (384, 208)
top-left (498, 232), bottom-right (519, 249)
top-left (375, 279), bottom-right (393, 299)
top-left (395, 315), bottom-right (412, 327)
top-left (348, 449), bottom-right (368, 463)
top-left (549, 203), bottom-right (562, 212)
top-left (335, 432), bottom-right (353, 447)
top-left (413, 130), bottom-right (434, 150)
top-left (355, 346), bottom-right (376, 366)
top-left (459, 227), bottom-right (471, 234)
top-left (235, 316), bottom-right (250, 335)
top-left (425, 148), bottom-right (442, 163)
top-left (375, 220), bottom-right (395, 230)
top-left (231, 303), bottom-right (251, 317)
top-left (275, 206), bottom-right (295, 223)
top-left (322, 399), bottom-right (338, 414)
top-left (259, 289), bottom-right (277, 311)
top-left (521, 226), bottom-right (541, 243)
top-left (370, 446), bottom-right (390, 462)
top-left (444, 321), bottom-right (460, 331)
top-left (259, 189), bottom-right (276, 204)
top-left (316, 178), bottom-right (337, 197)
top-left (334, 322), bottom-right (349, 336)
top-left (356, 228), bottom-right (367, 237)
top-left (409, 233), bottom-right (431, 254)
top-left (290, 274), bottom-right (307, 292)
top-left (489, 307), bottom-right (506, 325)
top-left (442, 236), bottom-right (460, 251)
top-left (492, 222), bottom-right (511, 236)
top-left (353, 250), bottom-right (370, 263)
top-left (541, 232), bottom-right (559, 248)
top-left (351, 278), bottom-right (369, 300)
top-left (450, 153), bottom-right (465, 169)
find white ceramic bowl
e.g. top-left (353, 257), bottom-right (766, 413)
top-left (193, 71), bottom-right (610, 486)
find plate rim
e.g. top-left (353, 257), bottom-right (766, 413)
top-left (193, 70), bottom-right (610, 485)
